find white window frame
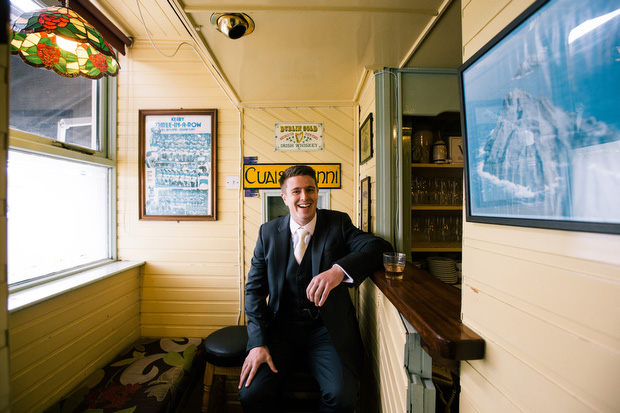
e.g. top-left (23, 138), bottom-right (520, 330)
top-left (7, 75), bottom-right (119, 294)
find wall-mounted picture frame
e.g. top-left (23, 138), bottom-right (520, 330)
top-left (458, 0), bottom-right (620, 234)
top-left (359, 113), bottom-right (373, 164)
top-left (139, 109), bottom-right (217, 221)
top-left (360, 176), bottom-right (371, 233)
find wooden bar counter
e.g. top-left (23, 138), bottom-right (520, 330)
top-left (371, 262), bottom-right (484, 361)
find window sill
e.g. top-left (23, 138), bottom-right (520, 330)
top-left (8, 261), bottom-right (145, 313)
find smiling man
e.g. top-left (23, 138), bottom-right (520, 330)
top-left (239, 165), bottom-right (393, 412)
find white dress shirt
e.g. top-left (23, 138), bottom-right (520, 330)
top-left (289, 215), bottom-right (353, 283)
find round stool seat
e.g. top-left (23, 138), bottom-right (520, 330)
top-left (203, 325), bottom-right (248, 367)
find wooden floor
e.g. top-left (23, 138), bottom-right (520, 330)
top-left (182, 374), bottom-right (243, 413)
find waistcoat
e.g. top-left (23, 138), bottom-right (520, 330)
top-left (278, 237), bottom-right (322, 323)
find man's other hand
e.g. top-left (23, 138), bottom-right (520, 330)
top-left (238, 346), bottom-right (277, 389)
top-left (306, 265), bottom-right (345, 307)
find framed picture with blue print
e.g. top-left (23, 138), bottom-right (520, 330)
top-left (458, 0), bottom-right (620, 234)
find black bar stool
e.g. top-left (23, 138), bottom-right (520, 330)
top-left (202, 325), bottom-right (248, 412)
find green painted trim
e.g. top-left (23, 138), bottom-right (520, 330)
top-left (374, 70), bottom-right (397, 248)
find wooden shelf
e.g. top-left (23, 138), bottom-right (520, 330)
top-left (412, 248), bottom-right (461, 252)
top-left (411, 205), bottom-right (462, 211)
top-left (412, 243), bottom-right (462, 252)
top-left (412, 163), bottom-right (463, 168)
top-left (372, 263), bottom-right (484, 360)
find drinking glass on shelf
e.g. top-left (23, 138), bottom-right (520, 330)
top-left (412, 216), bottom-right (422, 241)
top-left (439, 216), bottom-right (451, 242)
top-left (439, 178), bottom-right (450, 206)
top-left (420, 177), bottom-right (429, 204)
top-left (424, 216), bottom-right (435, 242)
top-left (411, 176), bottom-right (424, 205)
top-left (451, 179), bottom-right (463, 206)
top-left (451, 216), bottom-right (462, 242)
top-left (429, 178), bottom-right (439, 205)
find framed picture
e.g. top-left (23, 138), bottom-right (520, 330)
top-left (360, 177), bottom-right (371, 233)
top-left (359, 113), bottom-right (373, 164)
top-left (139, 109), bottom-right (217, 220)
top-left (458, 0), bottom-right (620, 234)
top-left (449, 137), bottom-right (463, 164)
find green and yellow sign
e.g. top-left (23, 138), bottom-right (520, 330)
top-left (243, 163), bottom-right (341, 189)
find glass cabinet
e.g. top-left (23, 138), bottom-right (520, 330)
top-left (405, 112), bottom-right (463, 257)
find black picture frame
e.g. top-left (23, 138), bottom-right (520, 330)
top-left (458, 0), bottom-right (620, 234)
top-left (360, 176), bottom-right (371, 233)
top-left (139, 109), bottom-right (217, 221)
top-left (359, 113), bottom-right (373, 164)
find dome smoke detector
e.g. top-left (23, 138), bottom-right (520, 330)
top-left (211, 13), bottom-right (255, 39)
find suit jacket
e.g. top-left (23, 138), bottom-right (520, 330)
top-left (244, 208), bottom-right (393, 377)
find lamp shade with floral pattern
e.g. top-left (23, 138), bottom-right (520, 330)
top-left (9, 6), bottom-right (120, 79)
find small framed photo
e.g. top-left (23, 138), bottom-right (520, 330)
top-left (360, 176), bottom-right (371, 233)
top-left (359, 113), bottom-right (373, 164)
top-left (139, 109), bottom-right (217, 220)
top-left (449, 137), bottom-right (463, 164)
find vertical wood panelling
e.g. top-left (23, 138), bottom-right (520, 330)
top-left (378, 292), bottom-right (408, 413)
top-left (460, 1), bottom-right (620, 411)
top-left (359, 279), bottom-right (380, 412)
top-left (8, 268), bottom-right (140, 412)
top-left (116, 40), bottom-right (243, 337)
top-left (358, 73), bottom-right (378, 233)
top-left (360, 279), bottom-right (410, 413)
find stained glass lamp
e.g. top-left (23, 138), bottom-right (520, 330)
top-left (9, 6), bottom-right (120, 79)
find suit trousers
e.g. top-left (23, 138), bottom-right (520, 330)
top-left (238, 320), bottom-right (357, 412)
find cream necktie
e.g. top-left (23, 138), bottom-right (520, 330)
top-left (294, 228), bottom-right (309, 264)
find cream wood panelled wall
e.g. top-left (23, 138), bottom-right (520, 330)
top-left (1, 40), bottom-right (10, 413)
top-left (116, 40), bottom-right (243, 338)
top-left (8, 268), bottom-right (141, 412)
top-left (460, 0), bottom-right (620, 411)
top-left (241, 106), bottom-right (357, 289)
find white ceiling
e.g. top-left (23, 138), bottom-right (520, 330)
top-left (100, 0), bottom-right (462, 106)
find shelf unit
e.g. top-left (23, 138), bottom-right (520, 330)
top-left (410, 163), bottom-right (463, 254)
top-left (403, 113), bottom-right (463, 260)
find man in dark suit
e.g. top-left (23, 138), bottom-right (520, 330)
top-left (238, 165), bottom-right (393, 412)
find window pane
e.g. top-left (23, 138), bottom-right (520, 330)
top-left (7, 151), bottom-right (111, 285)
top-left (9, 55), bottom-right (100, 151)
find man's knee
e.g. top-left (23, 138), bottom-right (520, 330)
top-left (238, 367), bottom-right (281, 412)
top-left (239, 383), bottom-right (274, 412)
top-left (321, 382), bottom-right (358, 412)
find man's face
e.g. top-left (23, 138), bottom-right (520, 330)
top-left (281, 174), bottom-right (319, 226)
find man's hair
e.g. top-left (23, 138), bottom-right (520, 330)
top-left (279, 165), bottom-right (317, 189)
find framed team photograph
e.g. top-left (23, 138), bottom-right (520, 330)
top-left (139, 109), bottom-right (217, 220)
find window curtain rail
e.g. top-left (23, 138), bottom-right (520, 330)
top-left (69, 0), bottom-right (133, 55)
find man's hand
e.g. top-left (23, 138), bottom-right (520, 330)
top-left (306, 265), bottom-right (345, 307)
top-left (238, 346), bottom-right (277, 389)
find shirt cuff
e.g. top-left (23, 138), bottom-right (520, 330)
top-left (334, 264), bottom-right (353, 283)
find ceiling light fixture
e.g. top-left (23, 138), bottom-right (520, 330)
top-left (9, 4), bottom-right (120, 79)
top-left (210, 13), bottom-right (254, 39)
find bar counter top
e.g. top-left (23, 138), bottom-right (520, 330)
top-left (371, 262), bottom-right (484, 361)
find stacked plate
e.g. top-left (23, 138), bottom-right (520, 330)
top-left (427, 256), bottom-right (459, 284)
